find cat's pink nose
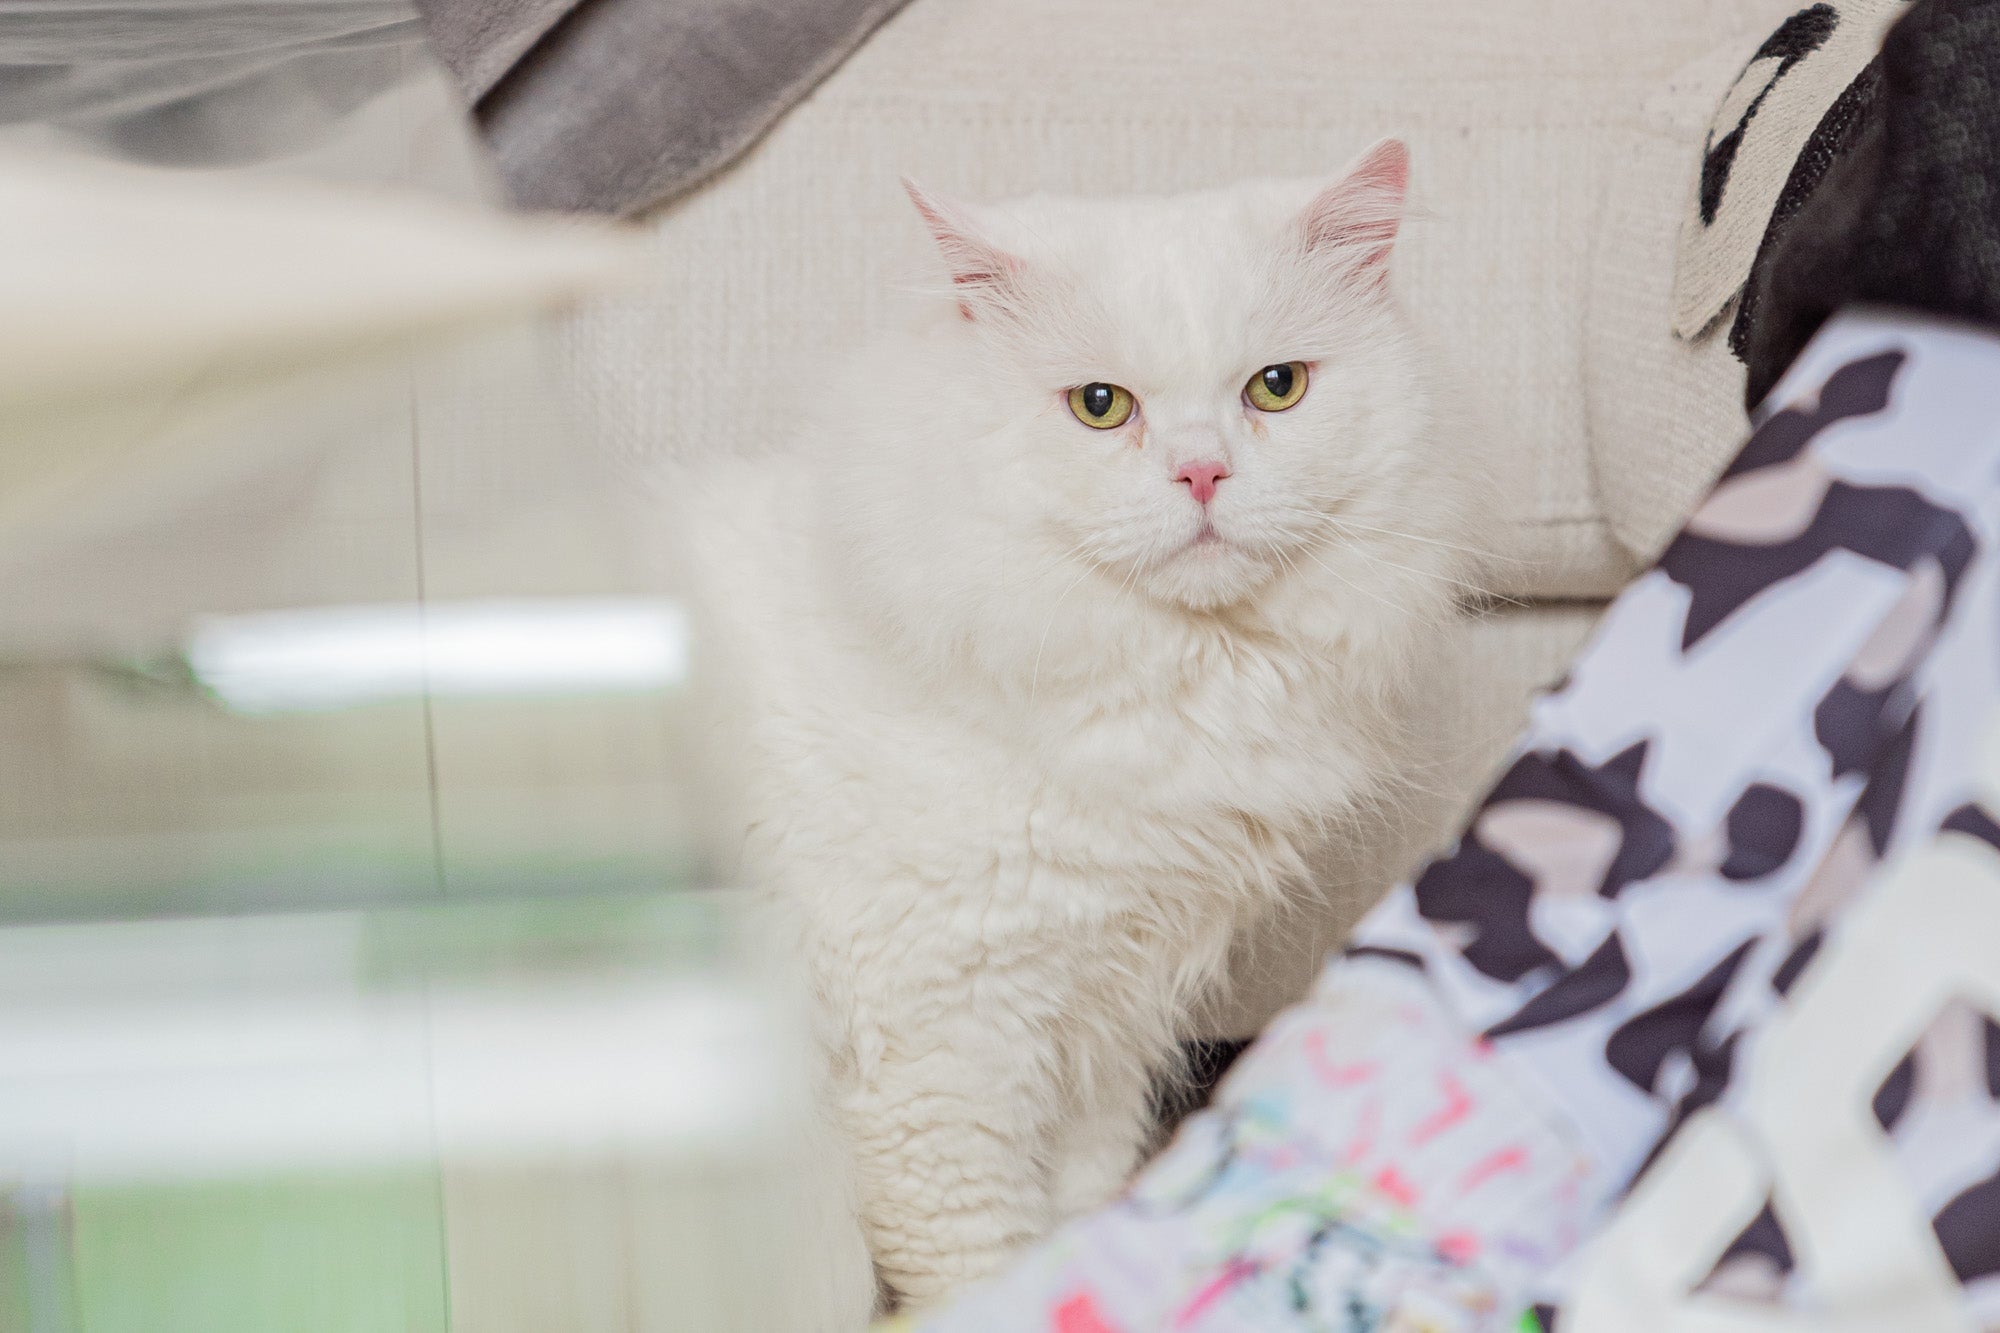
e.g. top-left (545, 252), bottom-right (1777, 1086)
top-left (1175, 459), bottom-right (1231, 505)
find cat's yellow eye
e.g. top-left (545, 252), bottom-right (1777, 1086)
top-left (1067, 382), bottom-right (1136, 430)
top-left (1245, 361), bottom-right (1309, 412)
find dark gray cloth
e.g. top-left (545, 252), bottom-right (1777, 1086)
top-left (409, 0), bottom-right (575, 102)
top-left (415, 0), bottom-right (914, 217)
top-left (1741, 0), bottom-right (2000, 405)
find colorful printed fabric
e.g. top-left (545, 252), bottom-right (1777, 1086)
top-left (908, 310), bottom-right (2000, 1332)
top-left (917, 959), bottom-right (1590, 1332)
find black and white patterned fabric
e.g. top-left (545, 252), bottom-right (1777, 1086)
top-left (1359, 309), bottom-right (2000, 1327)
top-left (912, 310), bottom-right (2000, 1333)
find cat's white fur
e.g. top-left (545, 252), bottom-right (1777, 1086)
top-left (687, 139), bottom-right (1477, 1315)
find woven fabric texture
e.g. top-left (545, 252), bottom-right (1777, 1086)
top-left (559, 0), bottom-right (1803, 602)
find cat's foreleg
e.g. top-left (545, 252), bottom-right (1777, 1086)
top-left (1049, 1052), bottom-right (1153, 1218)
top-left (841, 1008), bottom-right (1062, 1309)
top-left (1051, 925), bottom-right (1236, 1218)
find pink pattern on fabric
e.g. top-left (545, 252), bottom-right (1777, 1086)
top-left (1341, 1097), bottom-right (1383, 1165)
top-left (1053, 1291), bottom-right (1122, 1333)
top-left (1372, 1165), bottom-right (1419, 1209)
top-left (1459, 1146), bottom-right (1530, 1194)
top-left (1173, 1258), bottom-right (1258, 1328)
top-left (1410, 1072), bottom-right (1475, 1145)
top-left (1305, 1031), bottom-right (1382, 1086)
top-left (1436, 1230), bottom-right (1482, 1264)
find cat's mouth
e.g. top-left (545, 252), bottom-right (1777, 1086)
top-left (1150, 520), bottom-right (1276, 609)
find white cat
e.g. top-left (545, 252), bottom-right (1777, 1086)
top-left (687, 138), bottom-right (1478, 1314)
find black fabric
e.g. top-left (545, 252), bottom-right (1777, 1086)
top-left (1742, 0), bottom-right (2000, 405)
top-left (1345, 945), bottom-right (1427, 970)
top-left (1874, 1048), bottom-right (1917, 1129)
top-left (1717, 1200), bottom-right (1797, 1271)
top-left (1413, 841), bottom-right (1558, 985)
top-left (1604, 941), bottom-right (1757, 1097)
top-left (1935, 1167), bottom-right (2000, 1281)
top-left (1151, 1039), bottom-right (1251, 1134)
top-left (1484, 933), bottom-right (1633, 1040)
top-left (1943, 801), bottom-right (2000, 849)
top-left (1629, 1029), bottom-right (1743, 1185)
top-left (1728, 56), bottom-right (1885, 362)
top-left (1721, 783), bottom-right (1807, 880)
top-left (1987, 1016), bottom-right (2000, 1099)
top-left (1771, 929), bottom-right (1824, 994)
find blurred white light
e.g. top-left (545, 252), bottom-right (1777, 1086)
top-left (186, 598), bottom-right (688, 714)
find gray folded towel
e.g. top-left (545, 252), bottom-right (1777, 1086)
top-left (415, 0), bottom-right (915, 217)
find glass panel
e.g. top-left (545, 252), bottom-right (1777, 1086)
top-left (0, 3), bottom-right (704, 921)
top-left (0, 11), bottom-right (809, 1331)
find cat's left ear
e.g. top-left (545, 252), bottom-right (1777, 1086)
top-left (1296, 137), bottom-right (1410, 279)
top-left (903, 178), bottom-right (1021, 320)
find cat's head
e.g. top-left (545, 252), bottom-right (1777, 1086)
top-left (818, 140), bottom-right (1464, 687)
top-left (903, 140), bottom-right (1438, 614)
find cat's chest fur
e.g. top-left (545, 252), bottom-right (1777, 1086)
top-left (697, 469), bottom-right (1400, 947)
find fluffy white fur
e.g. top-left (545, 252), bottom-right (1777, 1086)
top-left (687, 139), bottom-right (1478, 1316)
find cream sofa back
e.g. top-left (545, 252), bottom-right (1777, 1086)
top-left (563, 0), bottom-right (1802, 600)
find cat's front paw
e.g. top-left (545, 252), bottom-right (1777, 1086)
top-left (875, 1237), bottom-right (1024, 1314)
top-left (1052, 1143), bottom-right (1138, 1219)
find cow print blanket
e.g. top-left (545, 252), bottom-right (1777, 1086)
top-left (912, 312), bottom-right (2000, 1333)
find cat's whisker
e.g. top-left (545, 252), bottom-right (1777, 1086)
top-left (1276, 487), bottom-right (1515, 558)
top-left (1325, 516), bottom-right (1522, 565)
top-left (1029, 551), bottom-right (1110, 703)
top-left (1030, 511), bottom-right (1182, 702)
top-left (1300, 529), bottom-right (1493, 600)
top-left (1116, 511), bottom-right (1179, 601)
top-left (1292, 544), bottom-right (1408, 617)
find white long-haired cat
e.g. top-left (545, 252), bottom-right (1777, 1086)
top-left (688, 138), bottom-right (1476, 1316)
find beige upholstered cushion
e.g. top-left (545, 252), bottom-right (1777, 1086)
top-left (562, 0), bottom-right (1799, 600)
top-left (1585, 42), bottom-right (1761, 570)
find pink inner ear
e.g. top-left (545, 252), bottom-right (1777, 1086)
top-left (902, 178), bottom-right (1018, 316)
top-left (1299, 138), bottom-right (1410, 271)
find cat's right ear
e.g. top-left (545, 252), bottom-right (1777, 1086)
top-left (1296, 137), bottom-right (1410, 282)
top-left (903, 178), bottom-right (1019, 321)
